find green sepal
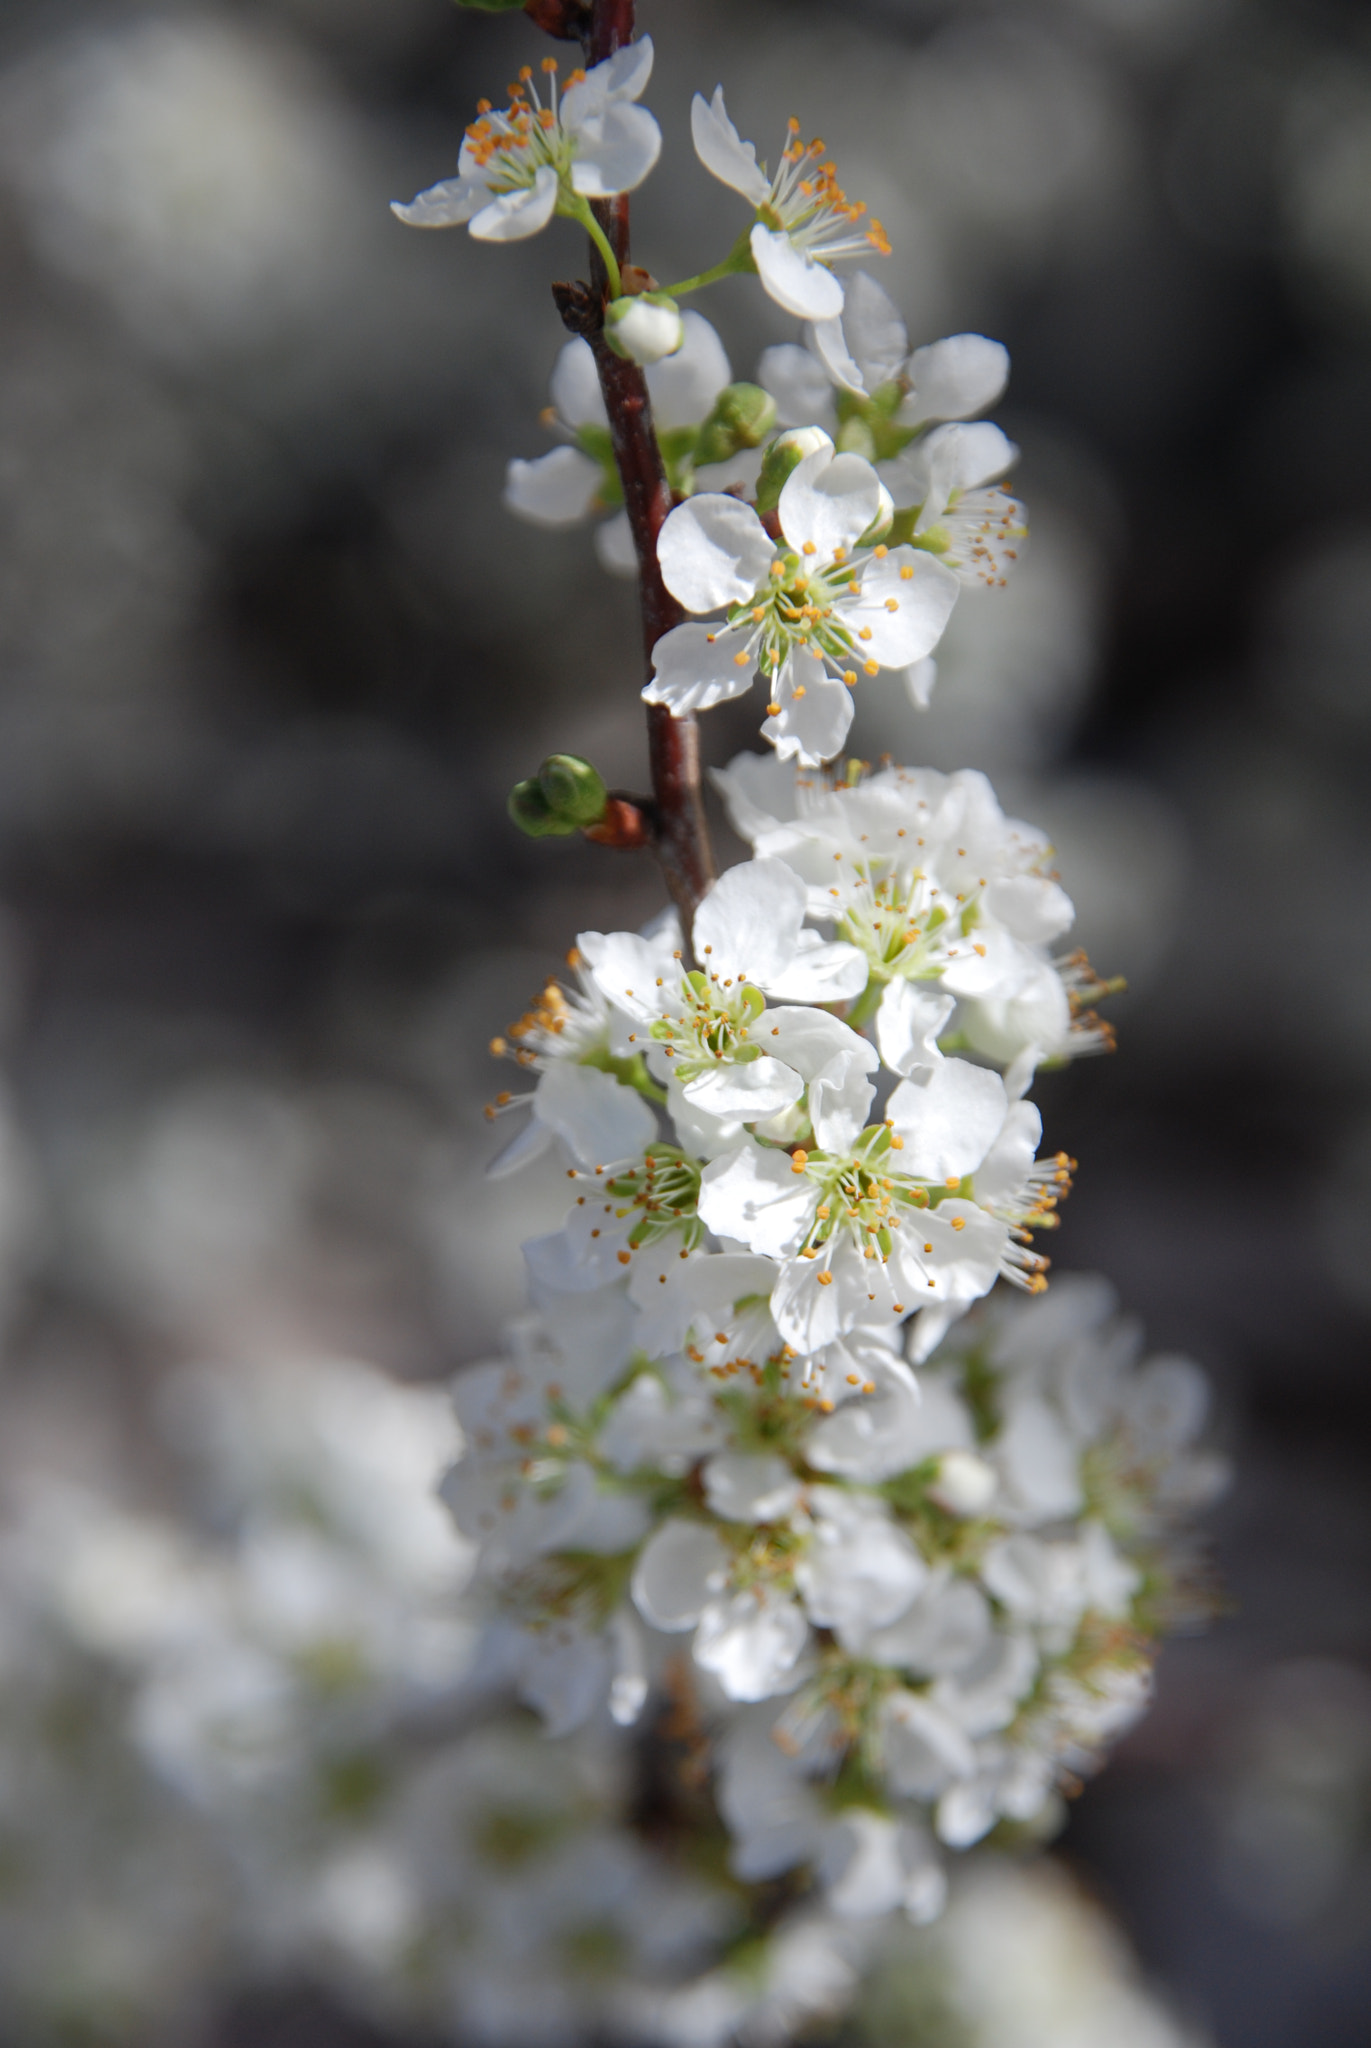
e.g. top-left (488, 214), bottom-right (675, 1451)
top-left (755, 429), bottom-right (832, 515)
top-left (694, 382), bottom-right (778, 467)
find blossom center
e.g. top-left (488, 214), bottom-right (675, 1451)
top-left (763, 118), bottom-right (890, 261)
top-left (464, 61), bottom-right (585, 194)
top-left (647, 969), bottom-right (767, 1079)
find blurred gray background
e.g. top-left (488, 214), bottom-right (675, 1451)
top-left (0, 0), bottom-right (1367, 2042)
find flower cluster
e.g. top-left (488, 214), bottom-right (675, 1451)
top-left (397, 38), bottom-right (1024, 765)
top-left (450, 751), bottom-right (1216, 1937)
top-left (362, 12), bottom-right (1223, 2027)
top-left (445, 1241), bottom-right (1224, 1937)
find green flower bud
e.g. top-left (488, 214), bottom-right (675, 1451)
top-left (508, 779), bottom-right (568, 838)
top-left (538, 754), bottom-right (608, 828)
top-left (755, 427), bottom-right (834, 515)
top-left (604, 293), bottom-right (685, 366)
top-left (694, 383), bottom-right (779, 467)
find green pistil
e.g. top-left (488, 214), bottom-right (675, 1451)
top-left (726, 552), bottom-right (859, 678)
top-left (837, 883), bottom-right (953, 982)
top-left (602, 1143), bottom-right (704, 1253)
top-left (792, 1124), bottom-right (961, 1264)
top-left (648, 975), bottom-right (766, 1082)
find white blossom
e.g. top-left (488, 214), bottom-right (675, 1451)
top-left (712, 751), bottom-right (1118, 1078)
top-left (646, 444), bottom-right (959, 763)
top-left (393, 43), bottom-right (660, 240)
top-left (690, 91), bottom-right (891, 319)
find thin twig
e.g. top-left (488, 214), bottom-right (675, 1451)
top-left (536, 0), bottom-right (715, 932)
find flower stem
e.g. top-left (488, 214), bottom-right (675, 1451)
top-left (660, 234), bottom-right (756, 300)
top-left (567, 195), bottom-right (623, 301)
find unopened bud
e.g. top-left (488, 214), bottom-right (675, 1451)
top-left (604, 292), bottom-right (685, 366)
top-left (538, 753), bottom-right (608, 828)
top-left (508, 779), bottom-right (567, 837)
top-left (928, 1449), bottom-right (998, 1517)
top-left (694, 383), bottom-right (778, 466)
top-left (755, 427), bottom-right (834, 514)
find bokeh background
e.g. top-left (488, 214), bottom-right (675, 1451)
top-left (0, 0), bottom-right (1367, 2041)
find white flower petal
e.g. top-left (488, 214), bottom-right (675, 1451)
top-left (693, 446), bottom-right (765, 495)
top-left (798, 1490), bottom-right (927, 1643)
top-left (808, 1370), bottom-right (974, 1484)
top-left (692, 856), bottom-right (807, 986)
top-left (702, 1451), bottom-right (801, 1524)
top-left (807, 316), bottom-right (867, 396)
top-left (504, 445), bottom-right (601, 526)
top-left (762, 928), bottom-right (868, 1004)
top-left (469, 165), bottom-right (560, 242)
top-left (631, 1519), bottom-right (728, 1632)
top-left (561, 37), bottom-right (655, 129)
top-left (694, 1588), bottom-right (808, 1700)
top-left (578, 929), bottom-right (669, 1022)
top-left (916, 421), bottom-right (1019, 526)
top-left (844, 550), bottom-right (960, 665)
top-left (876, 978), bottom-right (954, 1080)
top-left (514, 1623), bottom-right (609, 1736)
top-left (995, 1397), bottom-right (1085, 1519)
top-left (974, 1099), bottom-right (1042, 1206)
top-left (643, 621), bottom-right (755, 715)
top-left (533, 1059), bottom-right (656, 1171)
top-left (841, 271), bottom-right (909, 391)
top-left (756, 343), bottom-right (839, 433)
top-left (569, 101), bottom-right (662, 198)
top-left (681, 1056), bottom-right (803, 1123)
top-left (484, 1108), bottom-right (555, 1179)
top-left (820, 1812), bottom-right (907, 1919)
top-left (769, 1242), bottom-right (883, 1354)
top-left (982, 874), bottom-right (1075, 944)
top-left (779, 449), bottom-right (881, 562)
top-left (550, 337), bottom-right (608, 429)
top-left (658, 493), bottom-right (773, 612)
top-left (646, 310), bottom-right (732, 430)
top-left (763, 658), bottom-right (855, 768)
top-left (630, 1250), bottom-right (779, 1361)
top-left (890, 1202), bottom-right (1005, 1312)
top-left (888, 1060), bottom-right (1008, 1181)
top-left (697, 1140), bottom-right (815, 1259)
top-left (750, 223), bottom-right (846, 320)
top-left (594, 509), bottom-right (638, 578)
top-left (710, 750), bottom-right (801, 842)
top-left (765, 1007), bottom-right (873, 1081)
top-left (900, 656), bottom-right (938, 708)
top-left (690, 87), bottom-right (770, 205)
top-left (900, 333), bottom-right (1009, 429)
top-left (391, 175), bottom-right (485, 229)
top-left (882, 1692), bottom-right (977, 1799)
top-left (808, 1048), bottom-right (877, 1156)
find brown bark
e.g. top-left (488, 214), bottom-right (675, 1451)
top-left (537, 0), bottom-right (716, 932)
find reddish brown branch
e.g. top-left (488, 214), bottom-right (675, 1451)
top-left (523, 0), bottom-right (591, 40)
top-left (536, 0), bottom-right (716, 932)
